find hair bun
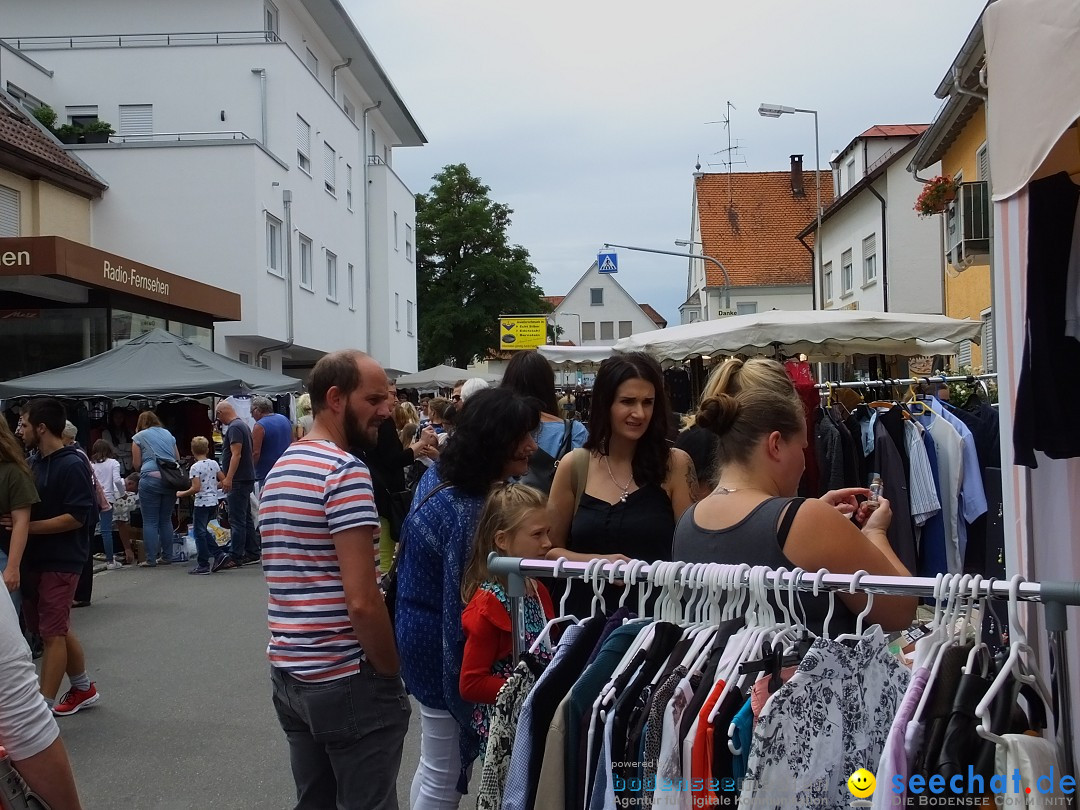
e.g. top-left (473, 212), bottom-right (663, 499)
top-left (696, 394), bottom-right (740, 435)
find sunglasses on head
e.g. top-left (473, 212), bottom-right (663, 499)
top-left (451, 395), bottom-right (461, 402)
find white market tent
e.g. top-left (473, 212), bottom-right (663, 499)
top-left (537, 345), bottom-right (614, 365)
top-left (394, 364), bottom-right (500, 389)
top-left (611, 310), bottom-right (982, 363)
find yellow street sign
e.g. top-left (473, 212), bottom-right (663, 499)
top-left (499, 317), bottom-right (547, 350)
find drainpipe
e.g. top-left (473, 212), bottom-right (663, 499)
top-left (361, 100), bottom-right (382, 355)
top-left (250, 68), bottom-right (267, 146)
top-left (867, 183), bottom-right (889, 311)
top-left (796, 234), bottom-right (817, 310)
top-left (258, 189), bottom-right (295, 365)
top-left (330, 58), bottom-right (352, 101)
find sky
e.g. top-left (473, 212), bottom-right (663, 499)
top-left (344, 0), bottom-right (986, 327)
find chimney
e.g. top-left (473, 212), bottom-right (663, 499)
top-left (790, 154), bottom-right (805, 197)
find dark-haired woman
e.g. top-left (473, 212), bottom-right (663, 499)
top-left (672, 358), bottom-right (915, 632)
top-left (396, 387), bottom-right (540, 809)
top-left (547, 352), bottom-right (695, 615)
top-left (501, 350), bottom-right (588, 461)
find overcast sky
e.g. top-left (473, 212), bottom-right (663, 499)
top-left (345, 0), bottom-right (985, 326)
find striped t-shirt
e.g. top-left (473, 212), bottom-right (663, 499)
top-left (259, 440), bottom-right (380, 682)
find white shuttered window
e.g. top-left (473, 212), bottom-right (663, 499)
top-left (982, 309), bottom-right (996, 372)
top-left (296, 115), bottom-right (311, 173)
top-left (119, 104), bottom-right (152, 138)
top-left (0, 185), bottom-right (19, 237)
top-left (862, 234), bottom-right (877, 282)
top-left (324, 143), bottom-right (336, 194)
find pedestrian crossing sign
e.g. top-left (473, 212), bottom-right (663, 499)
top-left (597, 250), bottom-right (618, 274)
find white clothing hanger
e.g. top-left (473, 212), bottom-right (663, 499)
top-left (912, 573), bottom-right (969, 724)
top-left (586, 558), bottom-right (608, 616)
top-left (834, 570), bottom-right (873, 642)
top-left (812, 568), bottom-right (837, 640)
top-left (530, 557), bottom-right (580, 656)
top-left (620, 559), bottom-right (647, 612)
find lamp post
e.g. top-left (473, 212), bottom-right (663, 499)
top-left (602, 242), bottom-right (731, 313)
top-left (758, 103), bottom-right (821, 311)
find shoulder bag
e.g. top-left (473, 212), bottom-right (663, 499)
top-left (156, 456), bottom-right (190, 492)
top-left (382, 480), bottom-right (453, 626)
top-left (519, 419), bottom-right (575, 494)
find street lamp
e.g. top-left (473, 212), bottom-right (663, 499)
top-left (758, 102), bottom-right (822, 311)
top-left (603, 242), bottom-right (731, 313)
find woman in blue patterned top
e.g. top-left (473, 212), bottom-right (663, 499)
top-left (396, 387), bottom-right (540, 808)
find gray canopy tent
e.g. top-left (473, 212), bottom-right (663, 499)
top-left (0, 328), bottom-right (303, 400)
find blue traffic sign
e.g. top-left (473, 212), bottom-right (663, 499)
top-left (597, 250), bottom-right (618, 273)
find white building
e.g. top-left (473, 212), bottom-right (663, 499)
top-left (545, 261), bottom-right (667, 348)
top-left (0, 0), bottom-right (425, 376)
top-left (806, 125), bottom-right (945, 315)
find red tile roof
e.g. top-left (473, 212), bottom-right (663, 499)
top-left (638, 303), bottom-right (667, 328)
top-left (859, 124), bottom-right (929, 138)
top-left (541, 295), bottom-right (564, 309)
top-left (0, 93), bottom-right (106, 197)
top-left (695, 169), bottom-right (833, 288)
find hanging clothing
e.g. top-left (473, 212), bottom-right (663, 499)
top-left (915, 430), bottom-right (949, 579)
top-left (871, 666), bottom-right (930, 809)
top-left (872, 418), bottom-right (917, 573)
top-left (903, 421), bottom-right (941, 528)
top-left (475, 657), bottom-right (540, 810)
top-left (993, 734), bottom-right (1067, 807)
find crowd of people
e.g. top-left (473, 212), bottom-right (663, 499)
top-left (0, 346), bottom-right (918, 809)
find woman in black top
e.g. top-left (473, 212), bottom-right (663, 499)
top-left (547, 352), bottom-right (695, 615)
top-left (672, 358), bottom-right (915, 631)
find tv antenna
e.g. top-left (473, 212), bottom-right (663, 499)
top-left (705, 101), bottom-right (747, 204)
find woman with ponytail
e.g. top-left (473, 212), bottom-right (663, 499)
top-left (672, 358), bottom-right (915, 632)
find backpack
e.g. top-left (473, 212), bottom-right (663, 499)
top-left (519, 420), bottom-right (575, 495)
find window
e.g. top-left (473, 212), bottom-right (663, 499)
top-left (343, 97), bottom-right (355, 122)
top-left (407, 300), bottom-right (415, 336)
top-left (823, 261), bottom-right (833, 302)
top-left (264, 1), bottom-right (279, 38)
top-left (323, 142), bottom-right (336, 195)
top-left (977, 142), bottom-right (990, 183)
top-left (325, 250), bottom-right (338, 301)
top-left (298, 234), bottom-right (313, 289)
top-left (862, 235), bottom-right (877, 283)
top-left (982, 309), bottom-right (996, 372)
top-left (956, 339), bottom-right (973, 370)
top-left (295, 115), bottom-right (311, 174)
top-left (65, 106), bottom-right (98, 128)
top-left (600, 321), bottom-right (614, 340)
top-left (841, 249), bottom-right (854, 293)
top-left (347, 263), bottom-right (355, 310)
top-left (6, 83), bottom-right (44, 114)
top-left (0, 185), bottom-right (19, 237)
top-left (590, 288), bottom-right (603, 306)
top-left (736, 302), bottom-right (758, 316)
top-left (305, 48), bottom-right (319, 78)
top-left (346, 164), bottom-right (353, 209)
top-left (239, 351), bottom-right (251, 365)
top-left (405, 225), bottom-right (413, 261)
top-left (260, 356), bottom-right (271, 370)
top-left (844, 158), bottom-right (855, 193)
top-left (394, 293), bottom-right (400, 331)
top-left (118, 104), bottom-right (153, 139)
top-left (618, 320), bottom-right (633, 338)
top-left (265, 214), bottom-right (282, 275)
top-left (393, 212), bottom-right (399, 251)
top-left (581, 322), bottom-right (596, 341)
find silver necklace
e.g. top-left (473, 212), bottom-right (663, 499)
top-left (603, 456), bottom-right (634, 502)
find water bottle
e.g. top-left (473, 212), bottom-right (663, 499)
top-left (0, 746), bottom-right (50, 810)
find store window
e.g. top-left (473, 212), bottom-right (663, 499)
top-left (0, 307), bottom-right (107, 382)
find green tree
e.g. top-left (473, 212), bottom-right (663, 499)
top-left (415, 164), bottom-right (547, 368)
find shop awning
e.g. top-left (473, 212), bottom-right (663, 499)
top-left (0, 328), bottom-right (301, 399)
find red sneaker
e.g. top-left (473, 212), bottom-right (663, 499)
top-left (53, 684), bottom-right (100, 716)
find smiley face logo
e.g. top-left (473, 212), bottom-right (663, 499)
top-left (847, 769), bottom-right (876, 798)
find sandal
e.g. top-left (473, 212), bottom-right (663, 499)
top-left (71, 601), bottom-right (92, 608)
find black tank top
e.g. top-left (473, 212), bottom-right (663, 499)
top-left (672, 497), bottom-right (856, 636)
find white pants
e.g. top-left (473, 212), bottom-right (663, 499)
top-left (410, 705), bottom-right (463, 810)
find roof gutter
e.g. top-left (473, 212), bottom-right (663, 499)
top-left (796, 234), bottom-right (816, 309)
top-left (867, 182), bottom-right (889, 311)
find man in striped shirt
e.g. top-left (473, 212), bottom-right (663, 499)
top-left (260, 350), bottom-right (409, 810)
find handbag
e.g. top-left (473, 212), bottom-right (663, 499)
top-left (384, 489), bottom-right (413, 542)
top-left (382, 480), bottom-right (452, 627)
top-left (519, 419), bottom-right (575, 494)
top-left (156, 456), bottom-right (190, 492)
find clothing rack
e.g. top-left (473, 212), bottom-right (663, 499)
top-left (813, 372), bottom-right (998, 391)
top-left (488, 555), bottom-right (1080, 779)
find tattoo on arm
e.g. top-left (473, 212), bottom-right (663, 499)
top-left (685, 458), bottom-right (699, 499)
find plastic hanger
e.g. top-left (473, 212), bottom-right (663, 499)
top-left (586, 558), bottom-right (608, 617)
top-left (833, 570), bottom-right (874, 642)
top-left (912, 573), bottom-right (969, 724)
top-left (811, 568), bottom-right (837, 640)
top-left (975, 575), bottom-right (1054, 744)
top-left (530, 556), bottom-right (579, 655)
top-left (620, 559), bottom-right (646, 611)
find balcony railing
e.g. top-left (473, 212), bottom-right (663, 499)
top-left (105, 131), bottom-right (254, 143)
top-left (2, 31), bottom-right (281, 50)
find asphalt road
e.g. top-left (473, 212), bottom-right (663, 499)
top-left (55, 562), bottom-right (424, 810)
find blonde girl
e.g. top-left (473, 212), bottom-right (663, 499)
top-left (459, 483), bottom-right (554, 745)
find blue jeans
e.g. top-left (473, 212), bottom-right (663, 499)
top-left (0, 549), bottom-right (20, 616)
top-left (227, 481), bottom-right (257, 559)
top-left (99, 506), bottom-right (115, 562)
top-left (139, 475), bottom-right (176, 564)
top-left (192, 505), bottom-right (218, 567)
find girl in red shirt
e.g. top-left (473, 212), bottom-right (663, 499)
top-left (459, 483), bottom-right (555, 746)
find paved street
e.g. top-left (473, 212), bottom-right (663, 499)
top-left (55, 564), bottom-right (423, 810)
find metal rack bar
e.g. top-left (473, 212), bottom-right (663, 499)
top-left (813, 372), bottom-right (998, 391)
top-left (490, 556), bottom-right (1080, 777)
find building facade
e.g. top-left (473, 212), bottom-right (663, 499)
top-left (682, 159), bottom-right (832, 324)
top-left (1, 0), bottom-right (425, 377)
top-left (545, 262), bottom-right (667, 348)
top-left (804, 125), bottom-right (945, 316)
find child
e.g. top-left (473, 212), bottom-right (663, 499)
top-left (459, 483), bottom-right (554, 746)
top-left (110, 473), bottom-right (139, 565)
top-left (177, 436), bottom-right (229, 574)
top-left (90, 440), bottom-right (125, 569)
